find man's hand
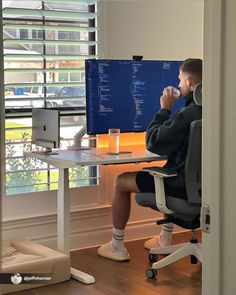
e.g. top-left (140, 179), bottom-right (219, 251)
top-left (160, 87), bottom-right (179, 110)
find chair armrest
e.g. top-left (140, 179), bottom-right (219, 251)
top-left (143, 166), bottom-right (178, 178)
top-left (142, 166), bottom-right (177, 214)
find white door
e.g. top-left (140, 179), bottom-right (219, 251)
top-left (203, 1), bottom-right (236, 294)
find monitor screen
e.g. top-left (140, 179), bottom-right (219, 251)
top-left (85, 59), bottom-right (185, 135)
top-left (32, 109), bottom-right (60, 150)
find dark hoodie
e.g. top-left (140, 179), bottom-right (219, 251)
top-left (145, 92), bottom-right (202, 196)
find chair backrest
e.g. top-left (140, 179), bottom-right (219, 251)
top-left (136, 119), bottom-right (202, 226)
top-left (165, 119), bottom-right (202, 227)
top-left (184, 120), bottom-right (202, 205)
top-left (159, 119), bottom-right (202, 228)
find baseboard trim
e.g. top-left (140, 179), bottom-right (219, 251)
top-left (2, 206), bottom-right (186, 250)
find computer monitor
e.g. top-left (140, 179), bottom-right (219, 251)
top-left (85, 59), bottom-right (185, 135)
top-left (32, 109), bottom-right (60, 151)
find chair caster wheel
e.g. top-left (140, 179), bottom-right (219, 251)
top-left (191, 255), bottom-right (198, 264)
top-left (146, 268), bottom-right (157, 279)
top-left (148, 253), bottom-right (158, 263)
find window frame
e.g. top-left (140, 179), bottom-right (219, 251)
top-left (2, 0), bottom-right (99, 196)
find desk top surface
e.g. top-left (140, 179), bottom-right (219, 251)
top-left (25, 145), bottom-right (166, 168)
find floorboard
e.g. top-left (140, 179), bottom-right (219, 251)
top-left (6, 231), bottom-right (202, 295)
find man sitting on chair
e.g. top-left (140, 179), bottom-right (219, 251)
top-left (98, 58), bottom-right (202, 261)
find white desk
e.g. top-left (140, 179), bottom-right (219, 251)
top-left (26, 146), bottom-right (166, 284)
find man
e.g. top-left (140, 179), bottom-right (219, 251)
top-left (98, 58), bottom-right (202, 261)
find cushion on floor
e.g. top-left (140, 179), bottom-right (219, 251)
top-left (1, 239), bottom-right (71, 294)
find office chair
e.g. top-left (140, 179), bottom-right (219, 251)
top-left (136, 84), bottom-right (202, 279)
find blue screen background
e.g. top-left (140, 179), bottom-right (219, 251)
top-left (86, 59), bottom-right (184, 134)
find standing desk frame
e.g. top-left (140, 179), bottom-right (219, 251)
top-left (26, 146), bottom-right (166, 284)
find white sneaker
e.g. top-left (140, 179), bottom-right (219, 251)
top-left (97, 241), bottom-right (130, 261)
top-left (144, 235), bottom-right (172, 250)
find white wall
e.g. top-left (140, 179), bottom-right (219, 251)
top-left (99, 0), bottom-right (203, 60)
top-left (2, 0), bottom-right (204, 250)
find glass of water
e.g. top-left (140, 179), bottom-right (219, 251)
top-left (108, 128), bottom-right (120, 155)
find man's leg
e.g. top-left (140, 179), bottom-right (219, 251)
top-left (97, 171), bottom-right (174, 260)
top-left (112, 171), bottom-right (139, 229)
top-left (135, 171), bottom-right (174, 250)
top-left (97, 171), bottom-right (139, 261)
top-left (144, 215), bottom-right (174, 249)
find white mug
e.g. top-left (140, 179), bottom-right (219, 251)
top-left (166, 86), bottom-right (181, 98)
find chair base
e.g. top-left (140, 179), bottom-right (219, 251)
top-left (149, 241), bottom-right (202, 271)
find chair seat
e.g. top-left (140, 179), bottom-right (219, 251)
top-left (164, 215), bottom-right (200, 229)
top-left (136, 192), bottom-right (201, 229)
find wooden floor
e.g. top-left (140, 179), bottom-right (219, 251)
top-left (8, 231), bottom-right (201, 295)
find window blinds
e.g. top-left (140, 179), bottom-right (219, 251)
top-left (3, 0), bottom-right (98, 110)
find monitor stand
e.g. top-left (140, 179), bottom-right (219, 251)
top-left (68, 125), bottom-right (91, 151)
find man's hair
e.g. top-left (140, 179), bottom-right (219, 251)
top-left (179, 58), bottom-right (202, 84)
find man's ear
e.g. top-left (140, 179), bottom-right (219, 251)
top-left (187, 76), bottom-right (194, 90)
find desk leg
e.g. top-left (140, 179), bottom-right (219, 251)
top-left (57, 168), bottom-right (95, 284)
top-left (57, 168), bottom-right (70, 254)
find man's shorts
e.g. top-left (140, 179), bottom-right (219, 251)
top-left (135, 170), bottom-right (187, 200)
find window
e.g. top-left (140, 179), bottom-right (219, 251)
top-left (32, 29), bottom-right (43, 39)
top-left (2, 0), bottom-right (99, 195)
top-left (19, 29), bottom-right (28, 39)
